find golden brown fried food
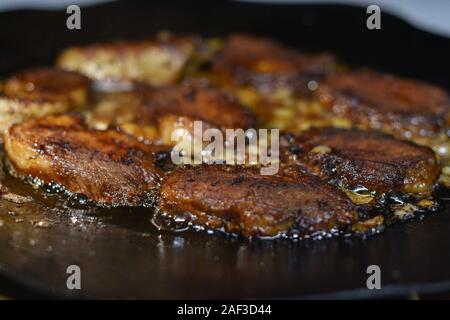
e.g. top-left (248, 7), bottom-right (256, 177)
top-left (0, 68), bottom-right (90, 135)
top-left (281, 128), bottom-right (439, 197)
top-left (87, 86), bottom-right (151, 131)
top-left (210, 34), bottom-right (335, 127)
top-left (213, 34), bottom-right (335, 94)
top-left (314, 69), bottom-right (450, 147)
top-left (57, 34), bottom-right (210, 87)
top-left (88, 81), bottom-right (256, 145)
top-left (4, 114), bottom-right (163, 206)
top-left (145, 81), bottom-right (256, 145)
top-left (159, 165), bottom-right (358, 237)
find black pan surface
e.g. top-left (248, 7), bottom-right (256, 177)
top-left (0, 0), bottom-right (449, 299)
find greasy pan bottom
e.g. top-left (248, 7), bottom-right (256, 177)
top-left (0, 0), bottom-right (449, 299)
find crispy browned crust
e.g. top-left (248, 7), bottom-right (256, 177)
top-left (159, 165), bottom-right (358, 237)
top-left (281, 128), bottom-right (439, 196)
top-left (213, 34), bottom-right (335, 94)
top-left (144, 80), bottom-right (256, 128)
top-left (4, 114), bottom-right (163, 206)
top-left (3, 68), bottom-right (90, 107)
top-left (314, 69), bottom-right (450, 140)
top-left (56, 34), bottom-right (208, 86)
top-left (0, 68), bottom-right (90, 135)
top-left (86, 84), bottom-right (152, 131)
top-left (88, 81), bottom-right (256, 144)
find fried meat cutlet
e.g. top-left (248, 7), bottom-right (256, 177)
top-left (281, 128), bottom-right (439, 197)
top-left (0, 68), bottom-right (90, 135)
top-left (158, 165), bottom-right (358, 237)
top-left (56, 34), bottom-right (211, 87)
top-left (210, 34), bottom-right (335, 127)
top-left (88, 81), bottom-right (256, 145)
top-left (4, 114), bottom-right (163, 206)
top-left (213, 34), bottom-right (335, 95)
top-left (314, 70), bottom-right (450, 152)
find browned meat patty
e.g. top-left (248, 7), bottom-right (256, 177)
top-left (56, 33), bottom-right (212, 87)
top-left (87, 85), bottom-right (157, 137)
top-left (281, 128), bottom-right (439, 197)
top-left (213, 34), bottom-right (335, 95)
top-left (4, 114), bottom-right (163, 206)
top-left (158, 165), bottom-right (358, 237)
top-left (314, 69), bottom-right (450, 143)
top-left (0, 68), bottom-right (90, 135)
top-left (88, 81), bottom-right (256, 145)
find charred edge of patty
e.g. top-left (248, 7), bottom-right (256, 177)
top-left (3, 156), bottom-right (160, 208)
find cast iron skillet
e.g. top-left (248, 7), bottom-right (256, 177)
top-left (0, 0), bottom-right (449, 299)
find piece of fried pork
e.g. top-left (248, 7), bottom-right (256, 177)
top-left (0, 68), bottom-right (90, 135)
top-left (281, 128), bottom-right (439, 199)
top-left (57, 33), bottom-right (213, 88)
top-left (213, 34), bottom-right (335, 95)
top-left (88, 81), bottom-right (256, 145)
top-left (314, 70), bottom-right (450, 157)
top-left (4, 114), bottom-right (163, 206)
top-left (210, 34), bottom-right (335, 126)
top-left (158, 165), bottom-right (358, 238)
